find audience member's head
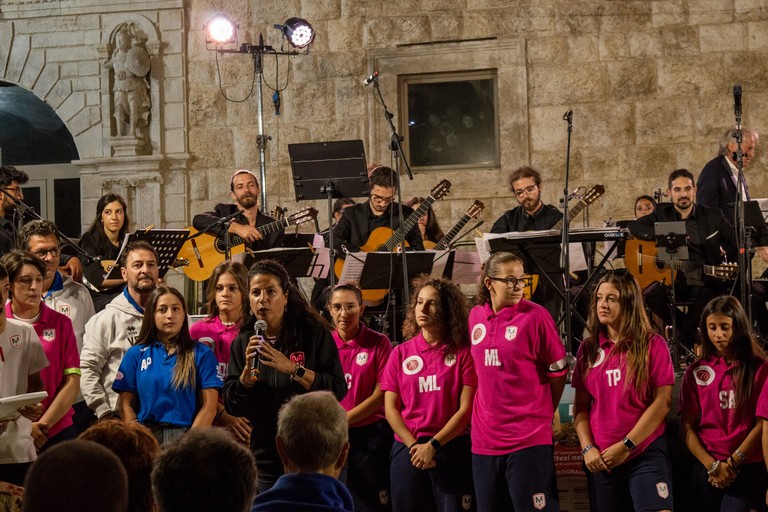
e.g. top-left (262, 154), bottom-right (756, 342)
top-left (152, 429), bottom-right (257, 512)
top-left (23, 440), bottom-right (128, 512)
top-left (79, 420), bottom-right (160, 512)
top-left (276, 391), bottom-right (349, 477)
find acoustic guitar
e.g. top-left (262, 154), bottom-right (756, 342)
top-left (423, 200), bottom-right (485, 250)
top-left (335, 179), bottom-right (451, 304)
top-left (178, 207), bottom-right (318, 281)
top-left (624, 239), bottom-right (738, 289)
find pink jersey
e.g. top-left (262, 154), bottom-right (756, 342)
top-left (6, 303), bottom-right (80, 437)
top-left (756, 376), bottom-right (768, 420)
top-left (572, 332), bottom-right (674, 459)
top-left (380, 332), bottom-right (477, 443)
top-left (680, 356), bottom-right (768, 463)
top-left (190, 317), bottom-right (242, 381)
top-left (333, 323), bottom-right (392, 427)
top-left (469, 301), bottom-right (568, 455)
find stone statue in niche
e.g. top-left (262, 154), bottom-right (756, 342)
top-left (106, 25), bottom-right (151, 140)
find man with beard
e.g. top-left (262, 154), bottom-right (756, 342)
top-left (629, 169), bottom-right (749, 347)
top-left (80, 241), bottom-right (159, 420)
top-left (490, 166), bottom-right (564, 322)
top-left (193, 170), bottom-right (285, 261)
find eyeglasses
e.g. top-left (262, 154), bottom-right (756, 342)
top-left (329, 304), bottom-right (360, 314)
top-left (370, 193), bottom-right (394, 204)
top-left (513, 185), bottom-right (538, 198)
top-left (32, 248), bottom-right (60, 259)
top-left (488, 276), bottom-right (532, 289)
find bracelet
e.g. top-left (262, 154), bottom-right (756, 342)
top-left (706, 460), bottom-right (720, 475)
top-left (408, 442), bottom-right (418, 450)
top-left (581, 444), bottom-right (594, 456)
top-left (622, 436), bottom-right (636, 451)
top-left (733, 448), bottom-right (747, 464)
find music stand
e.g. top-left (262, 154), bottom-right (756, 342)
top-left (248, 247), bottom-right (329, 280)
top-left (106, 228), bottom-right (189, 280)
top-left (654, 221), bottom-right (691, 366)
top-left (288, 139), bottom-right (369, 287)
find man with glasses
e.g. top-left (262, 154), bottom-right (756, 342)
top-left (19, 220), bottom-right (96, 433)
top-left (490, 166), bottom-right (564, 323)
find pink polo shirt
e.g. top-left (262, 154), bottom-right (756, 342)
top-left (7, 303), bottom-right (80, 438)
top-left (190, 316), bottom-right (242, 381)
top-left (681, 356), bottom-right (768, 463)
top-left (571, 332), bottom-right (674, 459)
top-left (380, 332), bottom-right (477, 443)
top-left (469, 300), bottom-right (567, 455)
top-left (333, 323), bottom-right (392, 427)
top-left (756, 374), bottom-right (768, 420)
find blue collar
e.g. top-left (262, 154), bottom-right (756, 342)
top-left (43, 272), bottom-right (64, 300)
top-left (123, 287), bottom-right (144, 315)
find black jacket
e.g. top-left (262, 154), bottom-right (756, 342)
top-left (192, 204), bottom-right (284, 251)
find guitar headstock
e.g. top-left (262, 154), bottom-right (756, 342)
top-left (286, 207), bottom-right (319, 226)
top-left (430, 180), bottom-right (452, 201)
top-left (582, 185), bottom-right (605, 206)
top-left (467, 200), bottom-right (485, 219)
top-left (714, 263), bottom-right (739, 280)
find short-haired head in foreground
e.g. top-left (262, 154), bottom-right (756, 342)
top-left (152, 429), bottom-right (257, 512)
top-left (276, 391), bottom-right (349, 476)
top-left (23, 440), bottom-right (128, 512)
top-left (79, 420), bottom-right (160, 512)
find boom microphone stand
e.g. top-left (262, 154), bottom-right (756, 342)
top-left (732, 84), bottom-right (752, 322)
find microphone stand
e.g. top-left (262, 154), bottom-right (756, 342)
top-left (560, 110), bottom-right (574, 355)
top-left (372, 76), bottom-right (414, 337)
top-left (732, 97), bottom-right (752, 322)
top-left (187, 209), bottom-right (244, 262)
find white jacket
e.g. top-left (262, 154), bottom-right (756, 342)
top-left (80, 291), bottom-right (144, 419)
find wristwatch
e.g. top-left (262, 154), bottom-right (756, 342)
top-left (429, 438), bottom-right (442, 450)
top-left (292, 364), bottom-right (306, 381)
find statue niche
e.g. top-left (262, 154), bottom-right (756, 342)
top-left (106, 24), bottom-right (151, 148)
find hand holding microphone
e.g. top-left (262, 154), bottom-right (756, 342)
top-left (248, 320), bottom-right (268, 381)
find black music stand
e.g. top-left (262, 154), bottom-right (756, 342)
top-left (248, 248), bottom-right (329, 280)
top-left (288, 139), bottom-right (369, 287)
top-left (654, 221), bottom-right (691, 366)
top-left (106, 229), bottom-right (189, 280)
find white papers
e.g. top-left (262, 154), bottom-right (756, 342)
top-left (0, 391), bottom-right (48, 420)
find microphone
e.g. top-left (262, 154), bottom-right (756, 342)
top-left (733, 84), bottom-right (742, 117)
top-left (363, 71), bottom-right (379, 86)
top-left (250, 320), bottom-right (267, 376)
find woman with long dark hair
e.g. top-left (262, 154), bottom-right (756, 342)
top-left (189, 261), bottom-right (251, 443)
top-left (381, 276), bottom-right (476, 512)
top-left (404, 196), bottom-right (445, 247)
top-left (113, 286), bottom-right (222, 445)
top-left (222, 259), bottom-right (346, 492)
top-left (572, 270), bottom-right (675, 512)
top-left (679, 296), bottom-right (768, 511)
top-left (79, 193), bottom-right (130, 309)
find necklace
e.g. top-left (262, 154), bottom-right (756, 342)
top-left (221, 320), bottom-right (236, 327)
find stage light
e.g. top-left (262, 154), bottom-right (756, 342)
top-left (205, 15), bottom-right (237, 45)
top-left (278, 17), bottom-right (315, 49)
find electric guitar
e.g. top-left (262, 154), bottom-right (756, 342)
top-left (624, 239), bottom-right (739, 289)
top-left (335, 179), bottom-right (451, 304)
top-left (424, 200), bottom-right (485, 250)
top-left (179, 207), bottom-right (318, 281)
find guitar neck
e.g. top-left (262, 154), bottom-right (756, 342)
top-left (637, 253), bottom-right (722, 277)
top-left (382, 197), bottom-right (435, 251)
top-left (552, 200), bottom-right (587, 231)
top-left (434, 213), bottom-right (472, 251)
top-left (226, 217), bottom-right (288, 248)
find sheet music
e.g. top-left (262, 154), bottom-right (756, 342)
top-left (249, 247), bottom-right (330, 279)
top-left (450, 251), bottom-right (483, 284)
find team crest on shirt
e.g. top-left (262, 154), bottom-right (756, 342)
top-left (591, 347), bottom-right (606, 368)
top-left (462, 495), bottom-right (472, 510)
top-left (694, 365), bottom-right (715, 386)
top-left (444, 353), bottom-right (457, 367)
top-left (471, 324), bottom-right (486, 345)
top-left (290, 352), bottom-right (305, 366)
top-left (115, 371), bottom-right (124, 381)
top-left (656, 482), bottom-right (669, 499)
top-left (505, 325), bottom-right (518, 341)
top-left (532, 493), bottom-right (546, 510)
top-left (356, 352), bottom-right (369, 366)
top-left (57, 304), bottom-right (71, 317)
top-left (9, 335), bottom-right (21, 349)
top-left (42, 329), bottom-right (55, 342)
top-left (378, 490), bottom-right (389, 505)
top-left (402, 355), bottom-right (424, 375)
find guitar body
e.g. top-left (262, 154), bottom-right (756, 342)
top-left (624, 239), bottom-right (673, 289)
top-left (178, 228), bottom-right (246, 281)
top-left (423, 240), bottom-right (436, 250)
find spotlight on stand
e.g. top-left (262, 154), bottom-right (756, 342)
top-left (205, 15), bottom-right (237, 47)
top-left (275, 17), bottom-right (315, 49)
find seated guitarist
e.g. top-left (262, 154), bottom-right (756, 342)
top-left (192, 170), bottom-right (285, 262)
top-left (629, 168), bottom-right (754, 347)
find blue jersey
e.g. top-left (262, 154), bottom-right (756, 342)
top-left (113, 340), bottom-right (222, 427)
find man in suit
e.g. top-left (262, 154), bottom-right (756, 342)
top-left (193, 170), bottom-right (284, 256)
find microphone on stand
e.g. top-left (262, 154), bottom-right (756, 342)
top-left (250, 320), bottom-right (267, 377)
top-left (363, 71), bottom-right (379, 86)
top-left (733, 84), bottom-right (742, 118)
